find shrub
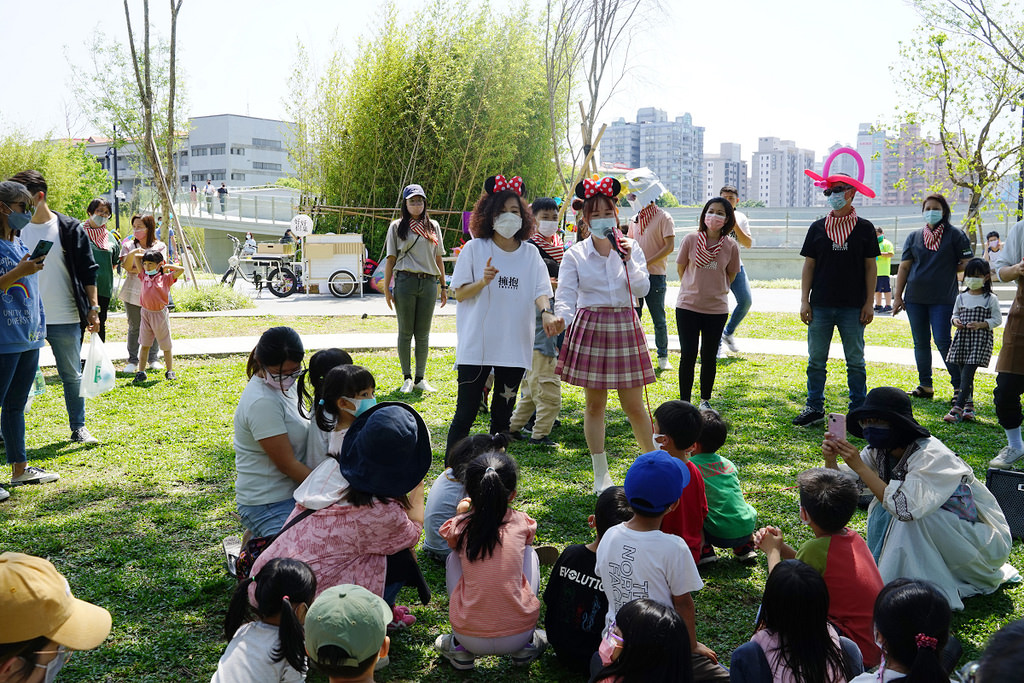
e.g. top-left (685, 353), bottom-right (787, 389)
top-left (170, 284), bottom-right (252, 312)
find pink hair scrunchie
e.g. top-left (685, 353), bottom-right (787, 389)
top-left (915, 633), bottom-right (938, 650)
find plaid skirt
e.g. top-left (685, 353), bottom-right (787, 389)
top-left (947, 306), bottom-right (994, 367)
top-left (555, 307), bottom-right (655, 389)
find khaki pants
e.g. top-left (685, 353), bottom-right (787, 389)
top-left (510, 350), bottom-right (561, 437)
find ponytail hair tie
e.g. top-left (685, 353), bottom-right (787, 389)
top-left (282, 595), bottom-right (290, 602)
top-left (318, 399), bottom-right (324, 406)
top-left (915, 633), bottom-right (938, 650)
top-left (485, 466), bottom-right (496, 474)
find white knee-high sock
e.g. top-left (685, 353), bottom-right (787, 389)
top-left (591, 452), bottom-right (614, 494)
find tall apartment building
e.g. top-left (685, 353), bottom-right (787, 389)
top-left (600, 107), bottom-right (705, 205)
top-left (704, 143), bottom-right (748, 201)
top-left (84, 113), bottom-right (294, 199)
top-left (751, 137), bottom-right (816, 208)
top-left (856, 123), bottom-right (887, 207)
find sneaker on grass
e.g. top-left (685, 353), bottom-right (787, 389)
top-left (697, 544), bottom-right (719, 566)
top-left (413, 378), bottom-right (436, 393)
top-left (10, 466), bottom-right (59, 486)
top-left (399, 378), bottom-right (415, 393)
top-left (721, 332), bottom-right (738, 352)
top-left (528, 435), bottom-right (556, 448)
top-left (734, 541), bottom-right (758, 564)
top-left (990, 445), bottom-right (1024, 470)
top-left (434, 634), bottom-right (476, 670)
top-left (0, 487), bottom-right (9, 502)
top-left (510, 629), bottom-right (548, 667)
top-left (70, 427), bottom-right (98, 444)
top-left (657, 356), bottom-right (673, 371)
top-left (792, 407), bottom-right (825, 427)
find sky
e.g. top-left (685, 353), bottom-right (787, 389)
top-left (3, 0), bottom-right (927, 164)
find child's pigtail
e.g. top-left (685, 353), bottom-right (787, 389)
top-left (224, 577), bottom-right (255, 640)
top-left (273, 595), bottom-right (308, 673)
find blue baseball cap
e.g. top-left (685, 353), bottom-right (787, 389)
top-left (403, 184), bottom-right (426, 200)
top-left (624, 450), bottom-right (690, 515)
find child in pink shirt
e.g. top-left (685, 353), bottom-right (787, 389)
top-left (128, 248), bottom-right (183, 382)
top-left (436, 450), bottom-right (546, 671)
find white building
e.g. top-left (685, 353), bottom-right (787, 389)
top-left (704, 143), bottom-right (748, 201)
top-left (600, 107), bottom-right (705, 205)
top-left (751, 137), bottom-right (816, 208)
top-left (84, 113), bottom-right (294, 200)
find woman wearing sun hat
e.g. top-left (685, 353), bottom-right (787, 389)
top-left (383, 184), bottom-right (447, 394)
top-left (0, 552), bottom-right (112, 681)
top-left (822, 386), bottom-right (1019, 610)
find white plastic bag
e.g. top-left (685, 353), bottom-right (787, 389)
top-left (79, 333), bottom-right (116, 398)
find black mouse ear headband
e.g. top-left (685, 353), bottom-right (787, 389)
top-left (484, 175), bottom-right (525, 196)
top-left (574, 176), bottom-right (621, 201)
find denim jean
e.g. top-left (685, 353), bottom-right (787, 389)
top-left (725, 265), bottom-right (752, 336)
top-left (806, 306), bottom-right (866, 413)
top-left (393, 271), bottom-right (438, 379)
top-left (904, 301), bottom-right (959, 390)
top-left (636, 273), bottom-right (668, 358)
top-left (237, 497), bottom-right (296, 537)
top-left (46, 323), bottom-right (86, 430)
top-left (0, 348), bottom-right (40, 465)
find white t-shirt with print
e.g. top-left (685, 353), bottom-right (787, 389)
top-left (450, 237), bottom-right (552, 369)
top-left (595, 523), bottom-right (704, 631)
top-left (20, 216), bottom-right (79, 325)
top-left (210, 621), bottom-right (304, 683)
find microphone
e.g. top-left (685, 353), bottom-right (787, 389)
top-left (608, 228), bottom-right (628, 261)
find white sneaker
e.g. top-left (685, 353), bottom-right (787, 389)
top-left (990, 445), bottom-right (1024, 469)
top-left (699, 399), bottom-right (713, 411)
top-left (150, 360), bottom-right (165, 371)
top-left (414, 378), bottom-right (437, 393)
top-left (722, 332), bottom-right (738, 352)
top-left (123, 362), bottom-right (138, 374)
top-left (657, 356), bottom-right (672, 371)
top-left (400, 378), bottom-right (415, 393)
top-left (0, 487), bottom-right (9, 502)
top-left (10, 466), bottom-right (60, 486)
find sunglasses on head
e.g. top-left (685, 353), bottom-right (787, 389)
top-left (823, 186), bottom-right (852, 196)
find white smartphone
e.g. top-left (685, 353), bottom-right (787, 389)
top-left (827, 413), bottom-right (846, 441)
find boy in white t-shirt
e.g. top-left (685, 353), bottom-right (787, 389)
top-left (595, 450), bottom-right (727, 682)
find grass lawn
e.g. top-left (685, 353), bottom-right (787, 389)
top-left (103, 309), bottom-right (1004, 356)
top-left (2, 350), bottom-right (1020, 681)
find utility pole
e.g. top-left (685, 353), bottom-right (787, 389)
top-left (108, 124), bottom-right (123, 239)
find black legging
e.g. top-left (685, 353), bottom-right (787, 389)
top-left (445, 364), bottom-right (525, 455)
top-left (675, 308), bottom-right (728, 403)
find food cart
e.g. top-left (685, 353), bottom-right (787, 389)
top-left (302, 233), bottom-right (364, 298)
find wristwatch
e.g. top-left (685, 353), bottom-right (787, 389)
top-left (89, 305), bottom-right (101, 312)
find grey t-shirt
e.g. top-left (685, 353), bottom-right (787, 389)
top-left (385, 219), bottom-right (445, 277)
top-left (901, 225), bottom-right (972, 305)
top-left (423, 468), bottom-right (466, 556)
top-left (233, 375), bottom-right (309, 506)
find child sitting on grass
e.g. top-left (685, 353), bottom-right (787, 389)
top-left (543, 486), bottom-right (633, 674)
top-left (422, 433), bottom-right (509, 562)
top-left (690, 409), bottom-right (758, 565)
top-left (304, 584), bottom-right (392, 683)
top-left (652, 400), bottom-right (709, 566)
top-left (130, 248), bottom-right (184, 383)
top-left (754, 467), bottom-right (884, 667)
top-left (596, 450), bottom-right (727, 682)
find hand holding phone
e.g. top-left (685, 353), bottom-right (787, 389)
top-left (827, 413), bottom-right (846, 441)
top-left (28, 239), bottom-right (53, 261)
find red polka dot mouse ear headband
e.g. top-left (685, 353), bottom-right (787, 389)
top-left (485, 175), bottom-right (525, 196)
top-left (804, 146), bottom-right (877, 199)
top-left (574, 176), bottom-right (622, 200)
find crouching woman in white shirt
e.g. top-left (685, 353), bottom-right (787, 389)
top-left (445, 174), bottom-right (561, 456)
top-left (555, 177), bottom-right (654, 493)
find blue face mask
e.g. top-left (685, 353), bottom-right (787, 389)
top-left (7, 209), bottom-right (31, 232)
top-left (827, 193), bottom-right (849, 211)
top-left (923, 209), bottom-right (943, 226)
top-left (861, 425), bottom-right (891, 450)
top-left (343, 396), bottom-right (376, 418)
top-left (589, 217), bottom-right (618, 240)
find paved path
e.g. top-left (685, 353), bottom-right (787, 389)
top-left (41, 285), bottom-right (996, 374)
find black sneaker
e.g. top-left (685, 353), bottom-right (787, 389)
top-left (134, 371), bottom-right (148, 385)
top-left (507, 430), bottom-right (525, 441)
top-left (792, 407), bottom-right (825, 427)
top-left (528, 435), bottom-right (556, 448)
top-left (70, 427), bottom-right (99, 444)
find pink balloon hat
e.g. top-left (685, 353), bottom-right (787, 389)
top-left (805, 146), bottom-right (876, 199)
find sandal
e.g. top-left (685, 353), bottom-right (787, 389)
top-left (909, 386), bottom-right (934, 399)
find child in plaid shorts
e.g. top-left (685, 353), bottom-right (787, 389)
top-left (945, 258), bottom-right (1001, 422)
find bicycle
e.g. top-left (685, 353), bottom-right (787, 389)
top-left (221, 234), bottom-right (298, 297)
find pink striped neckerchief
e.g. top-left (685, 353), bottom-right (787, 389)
top-left (824, 207), bottom-right (859, 247)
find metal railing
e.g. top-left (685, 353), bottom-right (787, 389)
top-left (176, 191), bottom-right (300, 224)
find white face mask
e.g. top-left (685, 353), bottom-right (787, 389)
top-left (493, 212), bottom-right (522, 239)
top-left (536, 220), bottom-right (558, 237)
top-left (91, 214), bottom-right (109, 227)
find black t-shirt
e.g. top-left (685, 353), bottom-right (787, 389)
top-left (901, 225), bottom-right (972, 305)
top-left (218, 186), bottom-right (228, 197)
top-left (800, 216), bottom-right (880, 308)
top-left (543, 544), bottom-right (606, 674)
